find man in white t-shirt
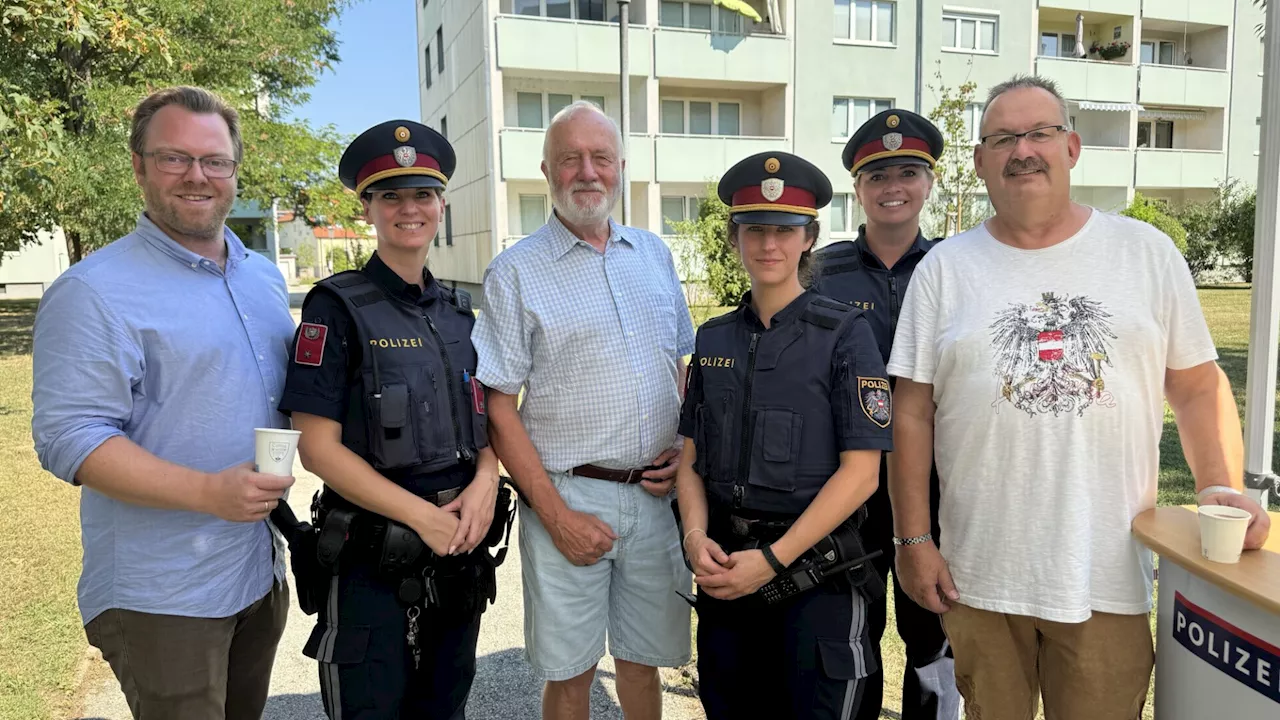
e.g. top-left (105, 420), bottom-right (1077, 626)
top-left (886, 75), bottom-right (1271, 719)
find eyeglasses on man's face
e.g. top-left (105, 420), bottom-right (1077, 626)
top-left (979, 125), bottom-right (1070, 151)
top-left (142, 151), bottom-right (239, 179)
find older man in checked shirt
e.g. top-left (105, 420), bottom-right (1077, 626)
top-left (473, 100), bottom-right (694, 720)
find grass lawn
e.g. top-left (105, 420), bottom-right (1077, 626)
top-left (0, 288), bottom-right (1272, 720)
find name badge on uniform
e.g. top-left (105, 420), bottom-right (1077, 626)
top-left (295, 322), bottom-right (327, 367)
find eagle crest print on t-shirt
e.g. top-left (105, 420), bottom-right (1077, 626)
top-left (989, 292), bottom-right (1117, 417)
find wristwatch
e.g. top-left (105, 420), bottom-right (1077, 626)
top-left (761, 544), bottom-right (787, 574)
top-left (893, 533), bottom-right (934, 546)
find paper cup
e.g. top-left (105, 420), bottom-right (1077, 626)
top-left (1198, 505), bottom-right (1251, 564)
top-left (254, 428), bottom-right (301, 476)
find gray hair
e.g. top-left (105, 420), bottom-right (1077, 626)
top-left (131, 86), bottom-right (243, 162)
top-left (541, 100), bottom-right (624, 168)
top-left (979, 75), bottom-right (1071, 137)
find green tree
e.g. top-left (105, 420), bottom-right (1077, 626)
top-left (669, 182), bottom-right (749, 307)
top-left (1121, 192), bottom-right (1188, 255)
top-left (925, 60), bottom-right (989, 237)
top-left (0, 0), bottom-right (359, 263)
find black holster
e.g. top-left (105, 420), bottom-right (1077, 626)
top-left (269, 496), bottom-right (328, 616)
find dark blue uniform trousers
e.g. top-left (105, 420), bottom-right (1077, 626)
top-left (304, 562), bottom-right (482, 719)
top-left (697, 580), bottom-right (875, 719)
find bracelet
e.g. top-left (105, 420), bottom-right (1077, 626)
top-left (1197, 485), bottom-right (1242, 504)
top-left (893, 533), bottom-right (934, 546)
top-left (761, 544), bottom-right (787, 574)
top-left (682, 528), bottom-right (706, 548)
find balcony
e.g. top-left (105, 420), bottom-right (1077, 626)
top-left (1071, 147), bottom-right (1133, 187)
top-left (495, 15), bottom-right (650, 78)
top-left (654, 134), bottom-right (786, 183)
top-left (653, 27), bottom-right (790, 86)
top-left (1138, 64), bottom-right (1229, 107)
top-left (498, 128), bottom-right (654, 182)
top-left (1141, 0), bottom-right (1232, 27)
top-left (1039, 0), bottom-right (1138, 12)
top-left (1036, 57), bottom-right (1136, 104)
top-left (1134, 149), bottom-right (1225, 188)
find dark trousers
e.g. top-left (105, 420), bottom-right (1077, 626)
top-left (85, 580), bottom-right (289, 720)
top-left (696, 578), bottom-right (875, 720)
top-left (304, 561), bottom-right (484, 719)
top-left (854, 468), bottom-right (959, 720)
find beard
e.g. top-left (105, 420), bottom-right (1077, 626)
top-left (141, 177), bottom-right (235, 242)
top-left (551, 179), bottom-right (619, 228)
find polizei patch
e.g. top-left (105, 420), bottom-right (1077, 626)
top-left (859, 377), bottom-right (891, 428)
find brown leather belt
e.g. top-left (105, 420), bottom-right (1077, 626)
top-left (572, 464), bottom-right (648, 484)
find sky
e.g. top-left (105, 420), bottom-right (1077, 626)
top-left (288, 0), bottom-right (421, 138)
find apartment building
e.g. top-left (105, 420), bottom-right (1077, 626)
top-left (417, 0), bottom-right (1265, 293)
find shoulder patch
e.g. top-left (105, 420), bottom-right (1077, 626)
top-left (295, 323), bottom-right (327, 366)
top-left (327, 271), bottom-right (368, 289)
top-left (801, 296), bottom-right (853, 330)
top-left (858, 377), bottom-right (891, 428)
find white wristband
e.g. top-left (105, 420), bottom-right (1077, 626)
top-left (1197, 485), bottom-right (1242, 504)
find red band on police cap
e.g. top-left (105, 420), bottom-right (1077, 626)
top-left (355, 153), bottom-right (444, 193)
top-left (851, 136), bottom-right (934, 174)
top-left (731, 184), bottom-right (817, 211)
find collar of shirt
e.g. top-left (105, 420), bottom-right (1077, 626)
top-left (852, 224), bottom-right (930, 271)
top-left (134, 212), bottom-right (248, 272)
top-left (736, 289), bottom-right (814, 330)
top-left (544, 211), bottom-right (635, 260)
top-left (363, 250), bottom-right (441, 306)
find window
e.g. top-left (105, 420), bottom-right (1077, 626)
top-left (444, 205), bottom-right (454, 246)
top-left (517, 92), bottom-right (543, 128)
top-left (436, 27), bottom-right (444, 73)
top-left (943, 12), bottom-right (997, 53)
top-left (1140, 40), bottom-right (1176, 65)
top-left (660, 99), bottom-right (741, 134)
top-left (439, 116), bottom-right (448, 139)
top-left (519, 195), bottom-right (547, 235)
top-left (1136, 120), bottom-right (1174, 149)
top-left (546, 0), bottom-right (571, 18)
top-left (660, 2), bottom-right (741, 33)
top-left (962, 102), bottom-right (982, 144)
top-left (835, 0), bottom-right (896, 44)
top-left (582, 95), bottom-right (605, 111)
top-left (548, 93), bottom-right (574, 120)
top-left (1040, 32), bottom-right (1077, 58)
top-left (577, 0), bottom-right (604, 21)
top-left (514, 0), bottom-right (540, 16)
top-left (829, 194), bottom-right (865, 234)
top-left (661, 196), bottom-right (704, 234)
top-left (424, 45), bottom-right (432, 88)
top-left (515, 0), bottom-right (602, 19)
top-left (831, 97), bottom-right (892, 138)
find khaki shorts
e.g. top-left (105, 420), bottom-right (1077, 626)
top-left (941, 602), bottom-right (1153, 720)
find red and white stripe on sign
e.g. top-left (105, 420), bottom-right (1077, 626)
top-left (1037, 330), bottom-right (1064, 361)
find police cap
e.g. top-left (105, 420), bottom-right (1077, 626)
top-left (842, 109), bottom-right (944, 176)
top-left (339, 120), bottom-right (456, 196)
top-left (717, 152), bottom-right (833, 227)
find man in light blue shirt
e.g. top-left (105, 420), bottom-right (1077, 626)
top-left (32, 87), bottom-right (296, 720)
top-left (474, 101), bottom-right (695, 720)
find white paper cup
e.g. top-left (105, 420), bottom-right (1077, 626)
top-left (254, 428), bottom-right (301, 476)
top-left (1198, 505), bottom-right (1252, 564)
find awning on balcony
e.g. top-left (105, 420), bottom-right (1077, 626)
top-left (1139, 108), bottom-right (1208, 121)
top-left (1072, 101), bottom-right (1144, 112)
top-left (714, 0), bottom-right (763, 23)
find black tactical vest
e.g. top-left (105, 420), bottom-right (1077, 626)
top-left (318, 271), bottom-right (486, 483)
top-left (691, 293), bottom-right (862, 516)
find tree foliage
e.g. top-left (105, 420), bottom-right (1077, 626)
top-left (669, 182), bottom-right (750, 307)
top-left (925, 60), bottom-right (988, 237)
top-left (0, 0), bottom-right (360, 263)
top-left (1121, 192), bottom-right (1188, 256)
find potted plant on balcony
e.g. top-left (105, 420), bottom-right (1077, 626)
top-left (1089, 40), bottom-right (1131, 61)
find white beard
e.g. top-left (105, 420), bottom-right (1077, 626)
top-left (552, 181), bottom-right (618, 227)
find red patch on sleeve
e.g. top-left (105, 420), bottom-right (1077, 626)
top-left (470, 377), bottom-right (486, 415)
top-left (295, 323), bottom-right (327, 367)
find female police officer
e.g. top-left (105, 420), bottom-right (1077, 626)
top-left (278, 120), bottom-right (500, 719)
top-left (812, 110), bottom-right (961, 720)
top-left (675, 151), bottom-right (892, 719)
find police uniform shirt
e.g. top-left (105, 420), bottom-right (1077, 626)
top-left (678, 291), bottom-right (892, 512)
top-left (813, 227), bottom-right (936, 365)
